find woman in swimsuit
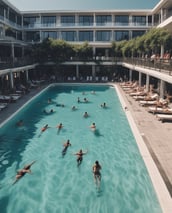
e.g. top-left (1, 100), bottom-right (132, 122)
top-left (92, 161), bottom-right (102, 187)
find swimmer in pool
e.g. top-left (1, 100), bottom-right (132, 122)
top-left (72, 106), bottom-right (77, 111)
top-left (92, 161), bottom-right (101, 188)
top-left (57, 123), bottom-right (63, 134)
top-left (16, 120), bottom-right (24, 127)
top-left (62, 140), bottom-right (71, 157)
top-left (73, 149), bottom-right (88, 166)
top-left (13, 161), bottom-right (36, 185)
top-left (41, 124), bottom-right (49, 132)
top-left (90, 123), bottom-right (96, 131)
top-left (77, 97), bottom-right (81, 103)
top-left (83, 112), bottom-right (89, 118)
top-left (101, 102), bottom-right (106, 108)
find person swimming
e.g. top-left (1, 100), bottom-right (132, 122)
top-left (73, 149), bottom-right (88, 166)
top-left (41, 124), bottom-right (49, 132)
top-left (16, 120), bottom-right (23, 127)
top-left (90, 122), bottom-right (96, 131)
top-left (13, 161), bottom-right (36, 185)
top-left (101, 102), bottom-right (106, 108)
top-left (57, 123), bottom-right (63, 134)
top-left (92, 161), bottom-right (101, 188)
top-left (72, 106), bottom-right (77, 111)
top-left (83, 112), bottom-right (89, 118)
top-left (62, 140), bottom-right (71, 157)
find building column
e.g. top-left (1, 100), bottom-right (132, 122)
top-left (10, 71), bottom-right (14, 89)
top-left (161, 8), bottom-right (163, 23)
top-left (92, 65), bottom-right (96, 77)
top-left (76, 65), bottom-right (79, 78)
top-left (138, 72), bottom-right (142, 87)
top-left (26, 70), bottom-right (29, 82)
top-left (129, 69), bottom-right (132, 81)
top-left (93, 46), bottom-right (96, 60)
top-left (160, 45), bottom-right (164, 59)
top-left (145, 74), bottom-right (150, 92)
top-left (11, 42), bottom-right (15, 62)
top-left (160, 79), bottom-right (165, 99)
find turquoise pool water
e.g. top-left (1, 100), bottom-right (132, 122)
top-left (0, 84), bottom-right (162, 213)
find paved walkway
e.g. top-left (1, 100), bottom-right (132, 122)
top-left (117, 84), bottom-right (172, 197)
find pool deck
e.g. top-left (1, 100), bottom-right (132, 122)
top-left (0, 83), bottom-right (172, 212)
top-left (116, 84), bottom-right (172, 213)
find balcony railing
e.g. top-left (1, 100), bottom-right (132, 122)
top-left (0, 57), bottom-right (36, 70)
top-left (1, 56), bottom-right (172, 77)
top-left (22, 21), bottom-right (151, 29)
top-left (123, 57), bottom-right (172, 75)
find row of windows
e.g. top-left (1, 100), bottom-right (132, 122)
top-left (25, 30), bottom-right (145, 42)
top-left (23, 15), bottom-right (150, 27)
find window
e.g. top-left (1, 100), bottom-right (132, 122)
top-left (96, 15), bottom-right (112, 26)
top-left (115, 31), bottom-right (129, 41)
top-left (42, 16), bottom-right (56, 27)
top-left (25, 31), bottom-right (40, 42)
top-left (96, 31), bottom-right (111, 41)
top-left (61, 31), bottom-right (76, 41)
top-left (132, 16), bottom-right (146, 26)
top-left (79, 31), bottom-right (93, 41)
top-left (23, 17), bottom-right (39, 27)
top-left (42, 31), bottom-right (57, 40)
top-left (79, 16), bottom-right (93, 26)
top-left (132, 31), bottom-right (145, 38)
top-left (61, 16), bottom-right (75, 26)
top-left (115, 15), bottom-right (129, 26)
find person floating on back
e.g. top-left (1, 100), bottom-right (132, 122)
top-left (73, 149), bottom-right (88, 166)
top-left (92, 160), bottom-right (102, 189)
top-left (62, 139), bottom-right (71, 157)
top-left (13, 160), bottom-right (36, 185)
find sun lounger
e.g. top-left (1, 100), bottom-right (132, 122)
top-left (136, 93), bottom-right (158, 101)
top-left (139, 100), bottom-right (157, 106)
top-left (129, 91), bottom-right (146, 96)
top-left (0, 95), bottom-right (11, 103)
top-left (0, 103), bottom-right (8, 110)
top-left (156, 114), bottom-right (172, 122)
top-left (148, 107), bottom-right (172, 114)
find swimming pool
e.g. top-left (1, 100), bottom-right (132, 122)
top-left (0, 84), bottom-right (162, 213)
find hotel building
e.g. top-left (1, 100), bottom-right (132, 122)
top-left (0, 0), bottom-right (172, 94)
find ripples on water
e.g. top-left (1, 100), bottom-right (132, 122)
top-left (0, 85), bottom-right (162, 213)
